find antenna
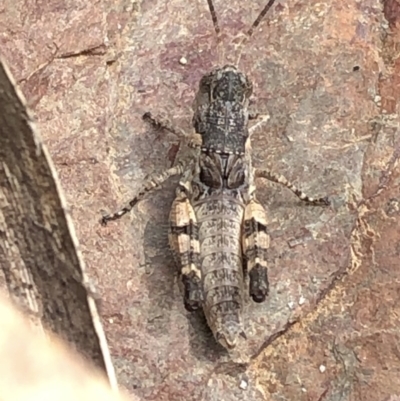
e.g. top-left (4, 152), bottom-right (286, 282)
top-left (236, 0), bottom-right (277, 66)
top-left (206, 0), bottom-right (220, 37)
top-left (206, 0), bottom-right (224, 64)
top-left (246, 0), bottom-right (277, 41)
top-left (204, 0), bottom-right (277, 67)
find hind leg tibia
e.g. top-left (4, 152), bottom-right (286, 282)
top-left (242, 198), bottom-right (270, 303)
top-left (169, 188), bottom-right (203, 311)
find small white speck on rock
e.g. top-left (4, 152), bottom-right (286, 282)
top-left (288, 301), bottom-right (295, 310)
top-left (299, 296), bottom-right (306, 305)
top-left (381, 21), bottom-right (389, 30)
top-left (319, 365), bottom-right (326, 373)
top-left (239, 380), bottom-right (248, 390)
top-left (179, 56), bottom-right (188, 65)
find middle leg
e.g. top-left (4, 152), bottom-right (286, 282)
top-left (255, 168), bottom-right (330, 206)
top-left (101, 163), bottom-right (184, 225)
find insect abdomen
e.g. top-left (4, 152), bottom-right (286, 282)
top-left (194, 196), bottom-right (245, 348)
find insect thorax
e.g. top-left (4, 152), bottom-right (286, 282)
top-left (192, 65), bottom-right (252, 156)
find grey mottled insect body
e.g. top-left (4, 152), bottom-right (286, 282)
top-left (101, 0), bottom-right (330, 351)
top-left (181, 66), bottom-right (255, 348)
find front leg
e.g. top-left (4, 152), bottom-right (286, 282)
top-left (242, 198), bottom-right (270, 303)
top-left (101, 164), bottom-right (184, 225)
top-left (143, 112), bottom-right (187, 139)
top-left (169, 187), bottom-right (203, 311)
top-left (143, 112), bottom-right (203, 151)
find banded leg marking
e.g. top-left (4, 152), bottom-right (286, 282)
top-left (169, 189), bottom-right (203, 311)
top-left (143, 112), bottom-right (202, 150)
top-left (143, 111), bottom-right (187, 139)
top-left (242, 199), bottom-right (270, 303)
top-left (101, 164), bottom-right (184, 225)
top-left (255, 168), bottom-right (330, 206)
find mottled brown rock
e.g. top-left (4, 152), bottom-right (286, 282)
top-left (1, 0), bottom-right (399, 399)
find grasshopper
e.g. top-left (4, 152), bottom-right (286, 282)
top-left (101, 0), bottom-right (329, 350)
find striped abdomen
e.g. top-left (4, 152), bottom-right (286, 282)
top-left (194, 195), bottom-right (246, 349)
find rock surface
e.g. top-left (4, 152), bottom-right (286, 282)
top-left (1, 0), bottom-right (399, 399)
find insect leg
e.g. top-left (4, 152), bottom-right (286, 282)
top-left (169, 187), bottom-right (203, 311)
top-left (142, 112), bottom-right (187, 140)
top-left (248, 111), bottom-right (259, 120)
top-left (255, 168), bottom-right (330, 206)
top-left (143, 112), bottom-right (203, 151)
top-left (101, 163), bottom-right (184, 225)
top-left (242, 198), bottom-right (270, 302)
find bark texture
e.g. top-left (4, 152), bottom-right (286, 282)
top-left (0, 56), bottom-right (116, 386)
